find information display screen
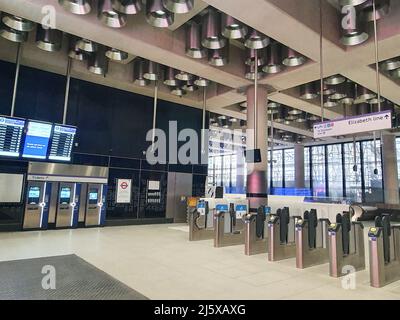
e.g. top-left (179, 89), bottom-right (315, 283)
top-left (22, 121), bottom-right (52, 159)
top-left (28, 186), bottom-right (41, 204)
top-left (88, 189), bottom-right (98, 205)
top-left (0, 117), bottom-right (25, 157)
top-left (48, 125), bottom-right (77, 161)
top-left (59, 187), bottom-right (71, 204)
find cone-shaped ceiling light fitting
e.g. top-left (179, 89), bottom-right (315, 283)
top-left (300, 82), bottom-right (318, 100)
top-left (318, 82), bottom-right (336, 95)
top-left (245, 49), bottom-right (265, 66)
top-left (282, 47), bottom-right (306, 67)
top-left (324, 74), bottom-right (346, 85)
top-left (263, 42), bottom-right (284, 74)
top-left (288, 108), bottom-right (303, 116)
top-left (98, 0), bottom-right (127, 28)
top-left (208, 48), bottom-right (228, 67)
top-left (36, 26), bottom-right (63, 52)
top-left (323, 96), bottom-right (338, 108)
top-left (245, 64), bottom-right (262, 80)
top-left (163, 0), bottom-right (193, 14)
top-left (221, 14), bottom-right (247, 39)
top-left (133, 58), bottom-right (149, 86)
top-left (2, 14), bottom-right (34, 32)
top-left (164, 67), bottom-right (179, 86)
top-left (244, 28), bottom-right (270, 49)
top-left (146, 0), bottom-right (174, 28)
top-left (88, 45), bottom-right (108, 75)
top-left (340, 11), bottom-right (369, 46)
top-left (77, 38), bottom-right (98, 52)
top-left (340, 81), bottom-right (356, 104)
top-left (68, 35), bottom-right (86, 61)
top-left (339, 0), bottom-right (368, 5)
top-left (357, 86), bottom-right (376, 100)
top-left (185, 21), bottom-right (206, 59)
top-left (201, 8), bottom-right (226, 49)
top-left (171, 87), bottom-right (186, 97)
top-left (105, 48), bottom-right (129, 61)
top-left (358, 102), bottom-right (371, 115)
top-left (380, 59), bottom-right (400, 71)
top-left (267, 101), bottom-right (280, 109)
top-left (390, 68), bottom-right (400, 79)
top-left (0, 24), bottom-right (28, 42)
top-left (308, 114), bottom-right (320, 122)
top-left (194, 77), bottom-right (210, 87)
top-left (59, 0), bottom-right (92, 15)
top-left (360, 0), bottom-right (390, 22)
top-left (143, 60), bottom-right (159, 81)
top-left (296, 113), bottom-right (308, 123)
top-left (368, 96), bottom-right (385, 105)
top-left (113, 0), bottom-right (141, 14)
top-left (329, 82), bottom-right (347, 100)
top-left (182, 79), bottom-right (198, 92)
top-left (175, 71), bottom-right (193, 81)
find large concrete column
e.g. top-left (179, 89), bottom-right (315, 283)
top-left (381, 133), bottom-right (400, 205)
top-left (295, 144), bottom-right (305, 189)
top-left (246, 85), bottom-right (268, 209)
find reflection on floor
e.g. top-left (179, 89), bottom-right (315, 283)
top-left (0, 223), bottom-right (399, 300)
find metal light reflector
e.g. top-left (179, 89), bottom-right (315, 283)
top-left (208, 48), bottom-right (228, 67)
top-left (98, 0), bottom-right (127, 28)
top-left (244, 28), bottom-right (270, 49)
top-left (300, 82), bottom-right (318, 100)
top-left (2, 14), bottom-right (34, 32)
top-left (171, 87), bottom-right (186, 97)
top-left (340, 11), bottom-right (368, 46)
top-left (267, 101), bottom-right (280, 109)
top-left (245, 49), bottom-right (265, 66)
top-left (340, 81), bottom-right (356, 104)
top-left (144, 60), bottom-right (159, 81)
top-left (0, 24), bottom-right (27, 42)
top-left (329, 83), bottom-right (347, 100)
top-left (185, 21), bottom-right (206, 59)
top-left (324, 74), bottom-right (346, 85)
top-left (263, 42), bottom-right (284, 74)
top-left (308, 114), bottom-right (320, 122)
top-left (59, 0), bottom-right (92, 15)
top-left (194, 77), bottom-right (210, 87)
top-left (175, 71), bottom-right (193, 81)
top-left (288, 108), bottom-right (303, 116)
top-left (105, 48), bottom-right (129, 61)
top-left (318, 82), bottom-right (336, 95)
top-left (113, 0), bottom-right (141, 14)
top-left (36, 26), bottom-right (63, 52)
top-left (357, 86), bottom-right (376, 100)
top-left (360, 0), bottom-right (390, 22)
top-left (133, 58), bottom-right (149, 86)
top-left (68, 35), bottom-right (86, 61)
top-left (296, 113), bottom-right (307, 123)
top-left (77, 38), bottom-right (98, 52)
top-left (339, 0), bottom-right (368, 5)
top-left (201, 8), bottom-right (226, 49)
top-left (146, 0), bottom-right (174, 28)
top-left (88, 45), bottom-right (108, 75)
top-left (390, 68), bottom-right (400, 79)
top-left (323, 96), bottom-right (338, 108)
top-left (163, 0), bottom-right (193, 14)
top-left (245, 64), bottom-right (262, 80)
top-left (182, 79), bottom-right (198, 92)
top-left (164, 67), bottom-right (179, 86)
top-left (380, 59), bottom-right (400, 71)
top-left (282, 47), bottom-right (306, 67)
top-left (368, 96), bottom-right (385, 104)
top-left (221, 14), bottom-right (247, 39)
top-left (267, 108), bottom-right (279, 115)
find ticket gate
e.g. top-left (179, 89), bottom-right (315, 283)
top-left (189, 200), bottom-right (214, 241)
top-left (295, 209), bottom-right (330, 269)
top-left (22, 181), bottom-right (51, 230)
top-left (267, 207), bottom-right (301, 261)
top-left (244, 206), bottom-right (270, 256)
top-left (328, 212), bottom-right (365, 277)
top-left (84, 184), bottom-right (107, 227)
top-left (55, 183), bottom-right (80, 228)
top-left (214, 202), bottom-right (247, 248)
top-left (369, 214), bottom-right (400, 288)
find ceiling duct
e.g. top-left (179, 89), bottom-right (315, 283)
top-left (146, 0), bottom-right (174, 28)
top-left (113, 0), bottom-right (142, 14)
top-left (77, 38), bottom-right (98, 52)
top-left (357, 102), bottom-right (371, 115)
top-left (201, 8), bottom-right (226, 49)
top-left (324, 74), bottom-right (346, 85)
top-left (105, 48), bottom-right (129, 61)
top-left (98, 0), bottom-right (127, 28)
top-left (182, 79), bottom-right (198, 92)
top-left (323, 96), bottom-right (338, 108)
top-left (163, 0), bottom-right (194, 14)
top-left (144, 60), bottom-right (159, 81)
top-left (194, 77), bottom-right (210, 87)
top-left (329, 82), bottom-right (347, 100)
top-left (164, 67), bottom-right (179, 86)
top-left (245, 49), bottom-right (265, 66)
top-left (339, 0), bottom-right (368, 5)
top-left (300, 82), bottom-right (318, 100)
top-left (340, 10), bottom-right (368, 46)
top-left (36, 26), bottom-right (63, 52)
top-left (0, 24), bottom-right (28, 43)
top-left (133, 58), bottom-right (149, 86)
top-left (282, 47), bottom-right (306, 67)
top-left (380, 59), bottom-right (400, 71)
top-left (2, 14), bottom-right (34, 32)
top-left (68, 35), bottom-right (86, 60)
top-left (186, 21), bottom-right (206, 59)
top-left (59, 0), bottom-right (92, 15)
top-left (175, 71), bottom-right (193, 81)
top-left (263, 42), bottom-right (284, 74)
top-left (208, 48), bottom-right (228, 67)
top-left (357, 86), bottom-right (376, 100)
top-left (244, 28), bottom-right (270, 49)
top-left (340, 81), bottom-right (356, 104)
top-left (245, 64), bottom-right (262, 80)
top-left (221, 14), bottom-right (247, 39)
top-left (360, 0), bottom-right (390, 22)
top-left (88, 45), bottom-right (108, 75)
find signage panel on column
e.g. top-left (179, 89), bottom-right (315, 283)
top-left (116, 179), bottom-right (132, 204)
top-left (48, 125), bottom-right (77, 161)
top-left (0, 116), bottom-right (25, 157)
top-left (22, 120), bottom-right (52, 159)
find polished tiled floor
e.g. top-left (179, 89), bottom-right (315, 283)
top-left (0, 223), bottom-right (400, 300)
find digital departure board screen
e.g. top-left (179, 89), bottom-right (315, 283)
top-left (22, 121), bottom-right (52, 159)
top-left (0, 117), bottom-right (25, 157)
top-left (48, 125), bottom-right (76, 161)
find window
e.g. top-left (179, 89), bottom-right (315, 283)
top-left (312, 146), bottom-right (326, 197)
top-left (272, 150), bottom-right (283, 188)
top-left (362, 140), bottom-right (383, 203)
top-left (304, 147), bottom-right (311, 189)
top-left (327, 144), bottom-right (343, 199)
top-left (343, 142), bottom-right (362, 202)
top-left (284, 149), bottom-right (295, 188)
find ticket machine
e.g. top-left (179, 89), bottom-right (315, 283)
top-left (22, 181), bottom-right (51, 230)
top-left (85, 184), bottom-right (107, 227)
top-left (55, 183), bottom-right (80, 228)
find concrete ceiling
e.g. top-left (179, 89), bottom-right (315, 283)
top-left (0, 0), bottom-right (399, 142)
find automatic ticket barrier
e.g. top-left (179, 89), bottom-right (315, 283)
top-left (22, 181), bottom-right (51, 230)
top-left (369, 214), bottom-right (400, 288)
top-left (85, 184), bottom-right (107, 227)
top-left (189, 200), bottom-right (214, 241)
top-left (295, 209), bottom-right (330, 269)
top-left (55, 183), bottom-right (80, 228)
top-left (267, 207), bottom-right (301, 261)
top-left (214, 201), bottom-right (248, 248)
top-left (328, 212), bottom-right (365, 278)
top-left (244, 206), bottom-right (270, 256)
